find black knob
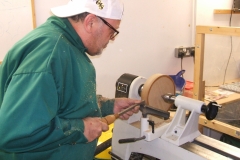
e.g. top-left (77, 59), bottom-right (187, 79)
top-left (201, 102), bottom-right (220, 120)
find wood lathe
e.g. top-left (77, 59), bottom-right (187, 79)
top-left (109, 73), bottom-right (240, 160)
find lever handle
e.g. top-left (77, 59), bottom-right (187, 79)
top-left (148, 120), bottom-right (155, 133)
top-left (118, 136), bottom-right (146, 144)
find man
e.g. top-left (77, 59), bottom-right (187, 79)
top-left (0, 0), bottom-right (140, 159)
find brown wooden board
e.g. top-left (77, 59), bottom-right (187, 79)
top-left (141, 74), bottom-right (175, 111)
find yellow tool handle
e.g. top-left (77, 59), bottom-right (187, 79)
top-left (101, 113), bottom-right (119, 125)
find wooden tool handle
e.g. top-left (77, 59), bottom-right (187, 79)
top-left (101, 101), bottom-right (144, 125)
top-left (101, 114), bottom-right (119, 125)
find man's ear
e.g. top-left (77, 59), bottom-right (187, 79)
top-left (83, 14), bottom-right (98, 33)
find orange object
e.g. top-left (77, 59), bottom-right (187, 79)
top-left (101, 114), bottom-right (119, 125)
top-left (183, 81), bottom-right (193, 98)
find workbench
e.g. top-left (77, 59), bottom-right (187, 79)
top-left (193, 25), bottom-right (240, 140)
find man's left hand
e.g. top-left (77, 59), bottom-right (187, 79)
top-left (113, 98), bottom-right (141, 120)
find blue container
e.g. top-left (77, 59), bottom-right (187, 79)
top-left (169, 70), bottom-right (186, 96)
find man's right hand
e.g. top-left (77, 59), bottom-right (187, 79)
top-left (83, 117), bottom-right (109, 142)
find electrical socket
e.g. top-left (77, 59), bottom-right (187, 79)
top-left (175, 47), bottom-right (195, 58)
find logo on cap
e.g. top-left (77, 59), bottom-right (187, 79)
top-left (95, 0), bottom-right (104, 10)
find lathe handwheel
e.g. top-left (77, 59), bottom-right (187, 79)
top-left (141, 74), bottom-right (175, 111)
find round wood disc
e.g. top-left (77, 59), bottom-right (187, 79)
top-left (141, 74), bottom-right (175, 111)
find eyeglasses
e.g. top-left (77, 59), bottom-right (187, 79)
top-left (97, 16), bottom-right (119, 39)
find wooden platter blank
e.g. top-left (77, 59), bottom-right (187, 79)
top-left (141, 74), bottom-right (175, 111)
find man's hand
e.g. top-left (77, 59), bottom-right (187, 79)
top-left (113, 98), bottom-right (141, 120)
top-left (83, 117), bottom-right (109, 142)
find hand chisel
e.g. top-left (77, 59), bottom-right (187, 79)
top-left (101, 100), bottom-right (145, 125)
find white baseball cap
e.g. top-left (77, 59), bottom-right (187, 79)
top-left (51, 0), bottom-right (124, 20)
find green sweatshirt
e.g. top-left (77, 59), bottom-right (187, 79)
top-left (0, 16), bottom-right (114, 160)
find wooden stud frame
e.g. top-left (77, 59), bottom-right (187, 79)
top-left (194, 26), bottom-right (240, 101)
top-left (214, 9), bottom-right (240, 14)
top-left (31, 0), bottom-right (36, 28)
top-left (195, 26), bottom-right (240, 139)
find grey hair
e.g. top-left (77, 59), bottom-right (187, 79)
top-left (69, 12), bottom-right (90, 22)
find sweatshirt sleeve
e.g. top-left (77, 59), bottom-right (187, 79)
top-left (97, 95), bottom-right (115, 117)
top-left (0, 72), bottom-right (88, 153)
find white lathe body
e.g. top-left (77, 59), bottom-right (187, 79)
top-left (111, 73), bottom-right (240, 160)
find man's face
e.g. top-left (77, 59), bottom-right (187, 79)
top-left (88, 17), bottom-right (121, 56)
